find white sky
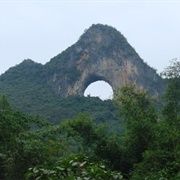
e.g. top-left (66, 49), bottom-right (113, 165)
top-left (0, 0), bottom-right (180, 99)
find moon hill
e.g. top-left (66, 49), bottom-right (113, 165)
top-left (0, 24), bottom-right (166, 123)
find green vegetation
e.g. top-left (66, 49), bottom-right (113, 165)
top-left (0, 97), bottom-right (124, 179)
top-left (0, 59), bottom-right (121, 128)
top-left (26, 154), bottom-right (123, 180)
top-left (0, 59), bottom-right (179, 179)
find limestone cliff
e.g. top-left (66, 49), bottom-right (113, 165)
top-left (44, 24), bottom-right (165, 97)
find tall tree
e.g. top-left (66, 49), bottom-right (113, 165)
top-left (161, 58), bottom-right (180, 126)
top-left (131, 59), bottom-right (180, 180)
top-left (114, 85), bottom-right (157, 173)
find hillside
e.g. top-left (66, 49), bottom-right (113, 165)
top-left (0, 24), bottom-right (166, 125)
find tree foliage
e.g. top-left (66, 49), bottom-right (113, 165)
top-left (160, 58), bottom-right (180, 79)
top-left (26, 154), bottom-right (124, 180)
top-left (131, 59), bottom-right (180, 179)
top-left (0, 96), bottom-right (68, 179)
top-left (161, 59), bottom-right (180, 125)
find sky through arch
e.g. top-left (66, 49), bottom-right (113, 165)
top-left (84, 80), bottom-right (113, 100)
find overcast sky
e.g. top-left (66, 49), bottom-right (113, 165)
top-left (0, 1), bottom-right (180, 99)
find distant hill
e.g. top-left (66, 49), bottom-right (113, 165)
top-left (0, 24), bottom-right (166, 125)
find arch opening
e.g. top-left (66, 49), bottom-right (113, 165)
top-left (84, 80), bottom-right (113, 100)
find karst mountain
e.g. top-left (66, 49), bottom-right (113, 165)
top-left (0, 24), bottom-right (166, 123)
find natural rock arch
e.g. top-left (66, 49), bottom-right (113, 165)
top-left (46, 24), bottom-right (165, 97)
top-left (66, 59), bottom-right (135, 96)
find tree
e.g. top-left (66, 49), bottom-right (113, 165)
top-left (131, 59), bottom-right (180, 179)
top-left (0, 95), bottom-right (11, 110)
top-left (114, 85), bottom-right (157, 173)
top-left (160, 58), bottom-right (180, 79)
top-left (161, 58), bottom-right (180, 126)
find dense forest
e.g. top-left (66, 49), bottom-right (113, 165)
top-left (0, 59), bottom-right (179, 179)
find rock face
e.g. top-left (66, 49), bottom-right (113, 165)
top-left (45, 24), bottom-right (165, 97)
